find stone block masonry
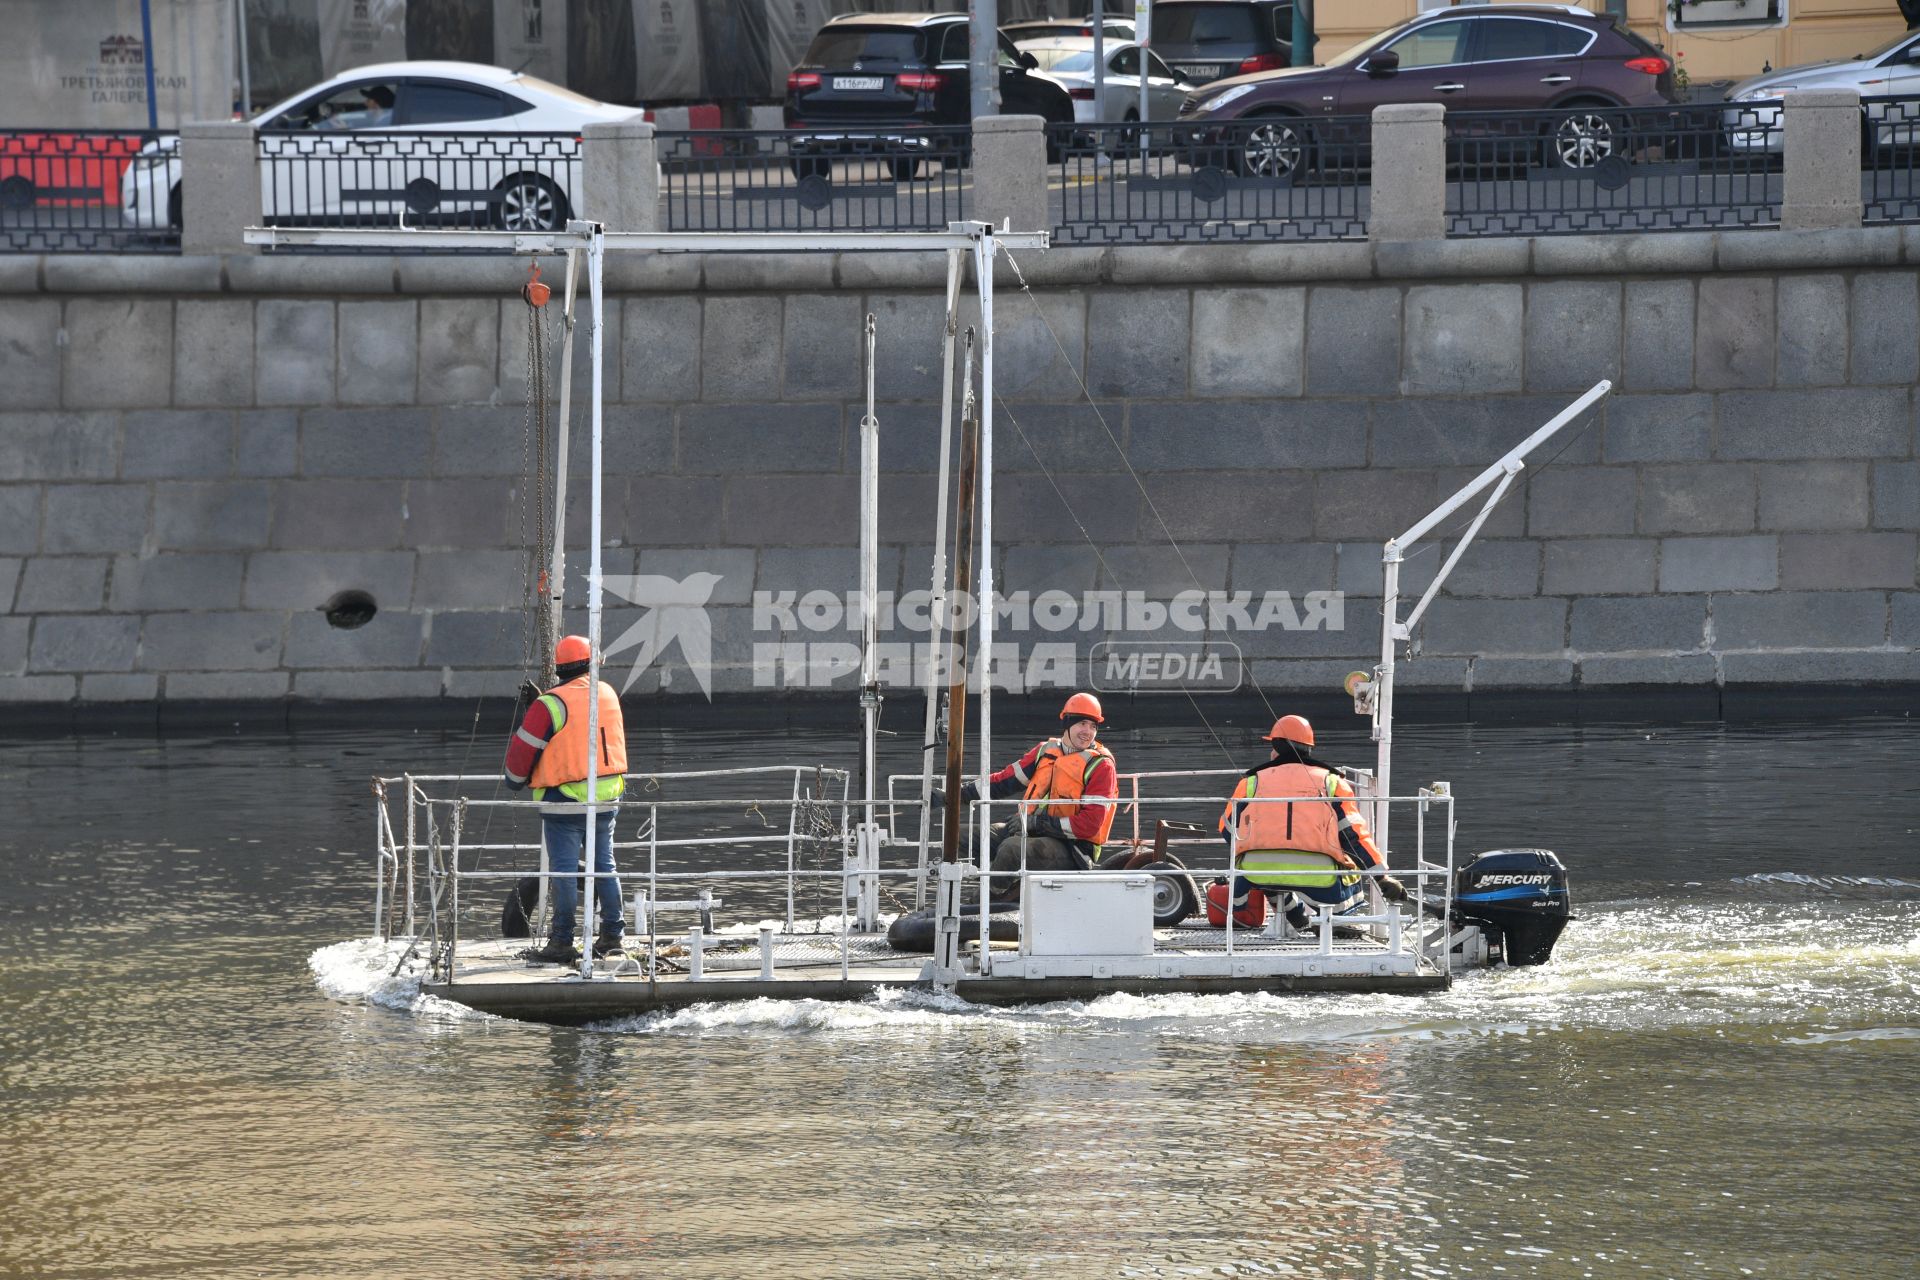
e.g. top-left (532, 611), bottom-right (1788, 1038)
top-left (0, 227), bottom-right (1916, 704)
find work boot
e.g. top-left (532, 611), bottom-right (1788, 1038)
top-left (592, 933), bottom-right (625, 959)
top-left (520, 940), bottom-right (580, 966)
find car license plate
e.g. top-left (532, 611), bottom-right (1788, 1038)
top-left (1176, 64), bottom-right (1221, 78)
top-left (834, 76), bottom-right (885, 91)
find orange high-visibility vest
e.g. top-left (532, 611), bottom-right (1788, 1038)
top-left (530, 676), bottom-right (628, 796)
top-left (1222, 762), bottom-right (1376, 869)
top-left (1021, 737), bottom-right (1117, 847)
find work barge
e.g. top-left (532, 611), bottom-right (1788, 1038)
top-left (268, 218), bottom-right (1585, 1026)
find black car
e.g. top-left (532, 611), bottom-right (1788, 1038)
top-left (785, 12), bottom-right (1076, 177)
top-left (1151, 0), bottom-right (1296, 85)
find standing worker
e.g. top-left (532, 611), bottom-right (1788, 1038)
top-left (950, 692), bottom-right (1120, 899)
top-left (1213, 715), bottom-right (1407, 932)
top-left (503, 634), bottom-right (627, 964)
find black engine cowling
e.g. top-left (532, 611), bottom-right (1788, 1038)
top-left (1452, 848), bottom-right (1571, 967)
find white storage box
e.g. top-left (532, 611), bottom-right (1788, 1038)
top-left (1023, 873), bottom-right (1155, 957)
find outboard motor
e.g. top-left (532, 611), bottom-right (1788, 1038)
top-left (1453, 849), bottom-right (1571, 966)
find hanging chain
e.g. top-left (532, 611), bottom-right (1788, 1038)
top-left (523, 289), bottom-right (555, 676)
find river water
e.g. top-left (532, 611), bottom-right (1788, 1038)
top-left (2, 709), bottom-right (1916, 1279)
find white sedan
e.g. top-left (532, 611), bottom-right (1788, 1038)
top-left (123, 61), bottom-right (641, 232)
top-left (1017, 39), bottom-right (1196, 125)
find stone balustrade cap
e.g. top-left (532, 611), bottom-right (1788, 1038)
top-left (181, 119), bottom-right (252, 138)
top-left (1373, 102), bottom-right (1444, 122)
top-left (973, 113), bottom-right (1045, 133)
top-left (583, 116), bottom-right (656, 139)
top-left (1784, 87), bottom-right (1862, 106)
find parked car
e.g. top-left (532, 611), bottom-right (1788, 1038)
top-left (1021, 39), bottom-right (1197, 126)
top-left (1005, 16), bottom-right (1137, 44)
top-left (1150, 0), bottom-right (1295, 85)
top-left (1176, 3), bottom-right (1679, 176)
top-left (1723, 25), bottom-right (1920, 155)
top-left (784, 12), bottom-right (1077, 178)
top-left (1, 133), bottom-right (145, 211)
top-left (121, 62), bottom-right (640, 233)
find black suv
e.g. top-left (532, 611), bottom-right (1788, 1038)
top-left (785, 12), bottom-right (1076, 177)
top-left (1152, 1), bottom-right (1296, 84)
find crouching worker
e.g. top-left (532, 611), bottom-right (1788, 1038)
top-left (503, 634), bottom-right (627, 965)
top-left (1211, 715), bottom-right (1407, 933)
top-left (947, 692), bottom-right (1119, 904)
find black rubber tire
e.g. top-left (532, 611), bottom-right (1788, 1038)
top-left (490, 173), bottom-right (568, 231)
top-left (167, 184), bottom-right (182, 230)
top-left (0, 176), bottom-right (34, 211)
top-left (886, 905), bottom-right (1021, 954)
top-left (790, 154), bottom-right (830, 180)
top-left (889, 155), bottom-right (919, 182)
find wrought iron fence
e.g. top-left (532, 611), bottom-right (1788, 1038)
top-left (1861, 95), bottom-right (1920, 224)
top-left (659, 128), bottom-right (969, 232)
top-left (1052, 118), bottom-right (1369, 244)
top-left (256, 130), bottom-right (578, 247)
top-left (1445, 101), bottom-right (1781, 237)
top-left (0, 129), bottom-right (178, 253)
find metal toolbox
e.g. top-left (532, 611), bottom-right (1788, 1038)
top-left (1023, 873), bottom-right (1155, 956)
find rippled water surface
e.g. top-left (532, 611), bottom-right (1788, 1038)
top-left (3, 712), bottom-right (1917, 1278)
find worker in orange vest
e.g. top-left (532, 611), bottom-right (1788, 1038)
top-left (1210, 714), bottom-right (1407, 931)
top-left (947, 692), bottom-right (1120, 902)
top-left (503, 634), bottom-right (628, 965)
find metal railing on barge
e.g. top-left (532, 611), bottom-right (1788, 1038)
top-left (371, 762), bottom-right (1460, 989)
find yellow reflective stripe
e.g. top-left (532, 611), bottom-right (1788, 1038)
top-left (540, 693), bottom-right (567, 730)
top-left (555, 775), bottom-right (626, 803)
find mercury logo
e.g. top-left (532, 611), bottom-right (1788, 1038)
top-left (1476, 874), bottom-right (1554, 886)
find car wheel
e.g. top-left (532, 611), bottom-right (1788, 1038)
top-left (167, 184), bottom-right (182, 230)
top-left (1549, 107), bottom-right (1619, 170)
top-left (0, 176), bottom-right (33, 211)
top-left (1239, 114), bottom-right (1312, 178)
top-left (790, 155), bottom-right (830, 180)
top-left (491, 173), bottom-right (567, 232)
top-left (890, 156), bottom-right (919, 182)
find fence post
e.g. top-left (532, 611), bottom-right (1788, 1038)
top-left (972, 114), bottom-right (1048, 233)
top-left (1369, 103), bottom-right (1446, 242)
top-left (178, 121), bottom-right (258, 255)
top-left (1781, 88), bottom-right (1862, 231)
top-left (583, 118), bottom-right (659, 233)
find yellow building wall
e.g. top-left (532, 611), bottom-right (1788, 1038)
top-left (1310, 0), bottom-right (1910, 85)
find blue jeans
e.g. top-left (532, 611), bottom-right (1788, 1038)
top-left (543, 809), bottom-right (622, 946)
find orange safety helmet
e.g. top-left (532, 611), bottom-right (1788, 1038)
top-left (555, 634), bottom-right (593, 666)
top-left (1262, 714), bottom-right (1315, 746)
top-left (1059, 692), bottom-right (1104, 724)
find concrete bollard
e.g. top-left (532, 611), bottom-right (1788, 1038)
top-left (582, 117), bottom-right (659, 233)
top-left (971, 113), bottom-right (1049, 233)
top-left (1369, 103), bottom-right (1446, 243)
top-left (179, 121), bottom-right (259, 256)
top-left (1781, 88), bottom-right (1863, 231)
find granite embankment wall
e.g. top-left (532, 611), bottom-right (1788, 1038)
top-left (1, 229), bottom-right (1917, 708)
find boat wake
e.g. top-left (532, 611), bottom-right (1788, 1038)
top-left (310, 887), bottom-right (1920, 1043)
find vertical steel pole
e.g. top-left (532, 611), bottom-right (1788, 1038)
top-left (1136, 0), bottom-right (1152, 132)
top-left (548, 248), bottom-right (582, 674)
top-left (858, 313), bottom-right (880, 932)
top-left (971, 1), bottom-right (1001, 123)
top-left (141, 0), bottom-right (160, 130)
top-left (973, 232), bottom-right (996, 977)
top-left (234, 0), bottom-right (252, 116)
top-left (1093, 2), bottom-right (1106, 124)
top-left (579, 226), bottom-right (605, 980)
top-left (914, 249), bottom-right (966, 906)
top-left (1376, 551), bottom-right (1399, 859)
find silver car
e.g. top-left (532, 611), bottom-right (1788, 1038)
top-left (1723, 26), bottom-right (1920, 153)
top-left (1017, 38), bottom-right (1196, 125)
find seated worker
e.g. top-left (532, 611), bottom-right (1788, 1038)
top-left (502, 634), bottom-right (627, 965)
top-left (1213, 715), bottom-right (1407, 932)
top-left (952, 692), bottom-right (1119, 901)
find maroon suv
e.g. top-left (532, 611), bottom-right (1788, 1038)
top-left (1176, 4), bottom-right (1679, 176)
